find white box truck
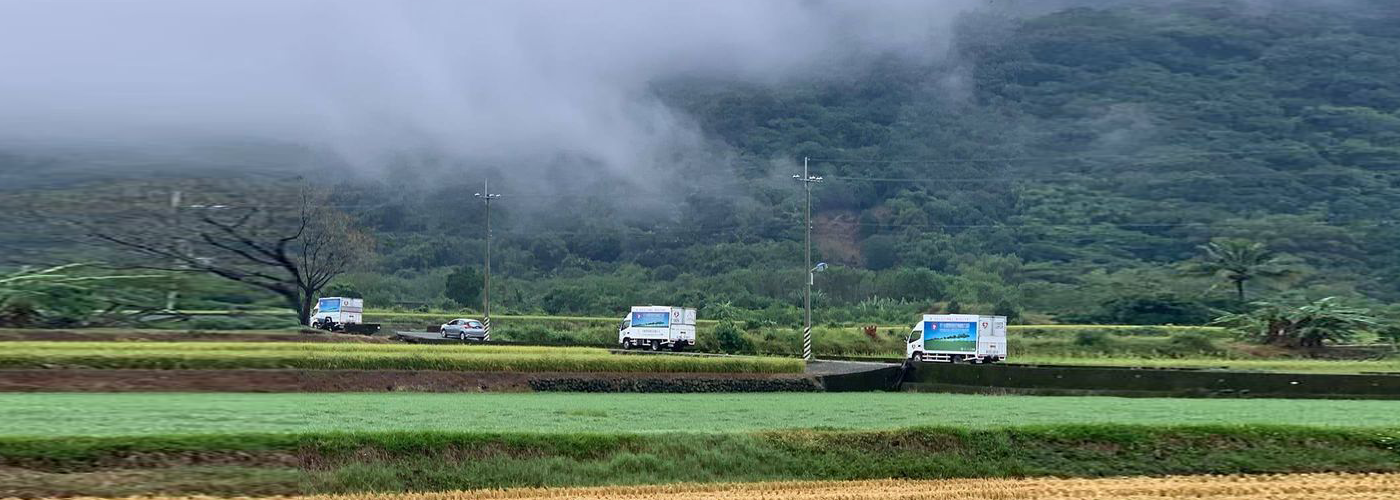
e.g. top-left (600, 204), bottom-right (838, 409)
top-left (308, 297), bottom-right (380, 335)
top-left (905, 314), bottom-right (1006, 363)
top-left (619, 306), bottom-right (696, 351)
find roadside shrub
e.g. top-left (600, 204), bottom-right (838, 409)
top-left (1164, 332), bottom-right (1225, 357)
top-left (714, 321), bottom-right (754, 354)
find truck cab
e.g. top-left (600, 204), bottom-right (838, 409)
top-left (906, 314), bottom-right (1006, 363)
top-left (619, 306), bottom-right (696, 351)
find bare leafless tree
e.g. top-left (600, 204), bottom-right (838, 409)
top-left (43, 180), bottom-right (374, 325)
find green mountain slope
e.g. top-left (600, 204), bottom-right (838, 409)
top-left (8, 0), bottom-right (1400, 322)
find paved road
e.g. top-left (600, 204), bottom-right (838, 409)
top-left (805, 359), bottom-right (899, 376)
top-left (390, 331), bottom-right (898, 377)
top-left (392, 330), bottom-right (460, 342)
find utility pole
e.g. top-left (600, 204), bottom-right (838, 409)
top-left (165, 192), bottom-right (223, 313)
top-left (475, 180), bottom-right (502, 342)
top-left (793, 158), bottom-right (823, 361)
top-left (166, 190), bottom-right (182, 311)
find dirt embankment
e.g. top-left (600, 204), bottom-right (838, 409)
top-left (0, 369), bottom-right (818, 393)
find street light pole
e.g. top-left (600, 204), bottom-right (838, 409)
top-left (793, 158), bottom-right (823, 360)
top-left (475, 180), bottom-right (502, 342)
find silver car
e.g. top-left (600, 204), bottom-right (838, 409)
top-left (440, 318), bottom-right (487, 340)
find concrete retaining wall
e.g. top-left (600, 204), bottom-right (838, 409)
top-left (901, 362), bottom-right (1400, 399)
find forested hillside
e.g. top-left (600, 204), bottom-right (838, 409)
top-left (6, 0), bottom-right (1400, 323)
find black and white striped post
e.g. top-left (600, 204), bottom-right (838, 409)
top-left (794, 158), bottom-right (823, 361)
top-left (475, 180), bottom-right (501, 343)
top-left (802, 326), bottom-right (813, 360)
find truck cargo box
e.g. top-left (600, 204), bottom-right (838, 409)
top-left (906, 314), bottom-right (1006, 363)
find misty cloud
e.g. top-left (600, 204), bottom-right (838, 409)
top-left (0, 0), bottom-right (982, 178)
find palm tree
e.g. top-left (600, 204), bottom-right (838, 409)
top-left (1213, 297), bottom-right (1377, 348)
top-left (1187, 240), bottom-right (1290, 303)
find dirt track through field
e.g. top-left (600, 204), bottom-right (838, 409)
top-left (37, 473), bottom-right (1400, 500)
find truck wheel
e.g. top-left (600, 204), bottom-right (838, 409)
top-left (622, 338), bottom-right (632, 350)
top-left (910, 351), bottom-right (922, 362)
top-left (649, 340), bottom-right (660, 351)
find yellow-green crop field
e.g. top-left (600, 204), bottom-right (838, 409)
top-left (0, 342), bottom-right (803, 373)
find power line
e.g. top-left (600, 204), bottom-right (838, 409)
top-left (804, 144), bottom-right (1353, 166)
top-left (472, 216), bottom-right (1389, 238)
top-left (818, 219), bottom-right (1394, 230)
top-left (823, 171), bottom-right (1333, 183)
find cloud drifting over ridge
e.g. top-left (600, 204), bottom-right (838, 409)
top-left (0, 0), bottom-right (981, 175)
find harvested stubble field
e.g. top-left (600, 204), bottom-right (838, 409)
top-left (4, 426), bottom-right (1398, 497)
top-left (12, 473), bottom-right (1400, 500)
top-left (163, 474), bottom-right (1400, 500)
top-left (0, 342), bottom-right (802, 374)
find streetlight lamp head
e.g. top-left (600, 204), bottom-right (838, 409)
top-left (813, 262), bottom-right (828, 272)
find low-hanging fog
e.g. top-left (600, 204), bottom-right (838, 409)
top-left (0, 0), bottom-right (990, 186)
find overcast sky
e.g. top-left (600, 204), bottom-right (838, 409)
top-left (0, 0), bottom-right (984, 177)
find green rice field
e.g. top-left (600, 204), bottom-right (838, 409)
top-left (3, 392), bottom-right (1398, 437)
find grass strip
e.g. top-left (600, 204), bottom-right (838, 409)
top-left (0, 425), bottom-right (1396, 497)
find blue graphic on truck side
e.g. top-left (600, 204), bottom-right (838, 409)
top-left (631, 312), bottom-right (670, 328)
top-left (922, 321), bottom-right (978, 352)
